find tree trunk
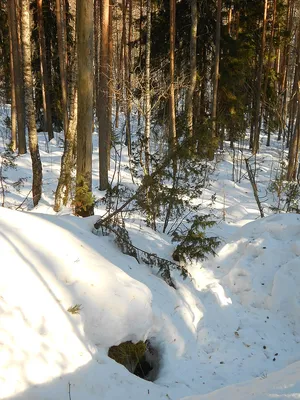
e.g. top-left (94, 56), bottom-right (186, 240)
top-left (7, 0), bottom-right (26, 154)
top-left (252, 0), bottom-right (268, 155)
top-left (287, 25), bottom-right (300, 181)
top-left (76, 0), bottom-right (94, 216)
top-left (279, 0), bottom-right (293, 141)
top-left (54, 51), bottom-right (78, 211)
top-left (8, 9), bottom-right (17, 151)
top-left (144, 0), bottom-right (151, 175)
top-left (185, 0), bottom-right (197, 140)
top-left (108, 0), bottom-right (113, 167)
top-left (37, 0), bottom-right (53, 140)
top-left (99, 0), bottom-right (110, 190)
top-left (125, 0), bottom-right (132, 155)
top-left (211, 0), bottom-right (222, 141)
top-left (169, 0), bottom-right (176, 150)
top-left (21, 0), bottom-right (43, 206)
top-left (56, 0), bottom-right (68, 135)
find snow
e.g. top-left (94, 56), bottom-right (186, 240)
top-left (1, 108), bottom-right (300, 399)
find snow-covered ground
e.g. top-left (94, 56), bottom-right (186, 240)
top-left (1, 107), bottom-right (300, 400)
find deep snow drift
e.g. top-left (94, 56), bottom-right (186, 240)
top-left (1, 207), bottom-right (300, 400)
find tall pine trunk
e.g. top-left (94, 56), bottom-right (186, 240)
top-left (8, 10), bottom-right (17, 151)
top-left (211, 0), bottom-right (222, 143)
top-left (169, 0), bottom-right (176, 150)
top-left (144, 0), bottom-right (151, 175)
top-left (252, 0), bottom-right (268, 155)
top-left (21, 0), bottom-right (43, 206)
top-left (56, 0), bottom-right (68, 135)
top-left (76, 0), bottom-right (94, 216)
top-left (37, 0), bottom-right (53, 140)
top-left (185, 0), bottom-right (197, 140)
top-left (7, 0), bottom-right (26, 154)
top-left (99, 0), bottom-right (110, 190)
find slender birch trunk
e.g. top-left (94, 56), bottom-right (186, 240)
top-left (21, 0), bottom-right (43, 206)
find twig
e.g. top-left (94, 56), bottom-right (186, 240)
top-left (68, 382), bottom-right (72, 400)
top-left (15, 189), bottom-right (32, 210)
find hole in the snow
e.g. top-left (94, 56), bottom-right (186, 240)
top-left (108, 339), bottom-right (160, 381)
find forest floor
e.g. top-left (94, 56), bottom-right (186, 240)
top-left (1, 106), bottom-right (300, 400)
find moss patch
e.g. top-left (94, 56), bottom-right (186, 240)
top-left (108, 341), bottom-right (147, 374)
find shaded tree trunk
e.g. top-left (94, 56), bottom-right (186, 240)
top-left (169, 0), bottom-right (176, 150)
top-left (56, 0), bottom-right (68, 134)
top-left (252, 0), bottom-right (268, 155)
top-left (7, 0), bottom-right (26, 154)
top-left (37, 0), bottom-right (53, 140)
top-left (8, 10), bottom-right (17, 151)
top-left (185, 0), bottom-right (197, 140)
top-left (211, 0), bottom-right (222, 141)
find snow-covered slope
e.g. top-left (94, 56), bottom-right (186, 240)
top-left (1, 206), bottom-right (300, 400)
top-left (182, 360), bottom-right (300, 400)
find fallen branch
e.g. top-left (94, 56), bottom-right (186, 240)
top-left (93, 221), bottom-right (190, 288)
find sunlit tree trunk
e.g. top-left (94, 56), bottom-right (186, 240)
top-left (76, 0), bottom-right (94, 216)
top-left (99, 0), bottom-right (110, 190)
top-left (54, 51), bottom-right (78, 211)
top-left (144, 0), bottom-right (151, 174)
top-left (125, 0), bottom-right (132, 155)
top-left (21, 0), bottom-right (43, 206)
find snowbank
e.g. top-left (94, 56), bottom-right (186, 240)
top-left (1, 205), bottom-right (300, 400)
top-left (182, 359), bottom-right (300, 400)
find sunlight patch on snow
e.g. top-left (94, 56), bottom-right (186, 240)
top-left (209, 282), bottom-right (232, 307)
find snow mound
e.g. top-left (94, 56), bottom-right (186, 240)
top-left (216, 213), bottom-right (300, 334)
top-left (2, 206), bottom-right (300, 400)
top-left (0, 208), bottom-right (153, 398)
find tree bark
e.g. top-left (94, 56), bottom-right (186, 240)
top-left (287, 24), bottom-right (300, 181)
top-left (144, 0), bottom-right (151, 175)
top-left (7, 0), bottom-right (26, 154)
top-left (211, 0), bottom-right (222, 140)
top-left (125, 0), bottom-right (132, 155)
top-left (54, 51), bottom-right (78, 211)
top-left (7, 8), bottom-right (17, 151)
top-left (56, 0), bottom-right (68, 135)
top-left (37, 0), bottom-right (53, 140)
top-left (99, 0), bottom-right (110, 190)
top-left (21, 0), bottom-right (43, 206)
top-left (169, 0), bottom-right (176, 150)
top-left (76, 0), bottom-right (94, 216)
top-left (252, 0), bottom-right (268, 155)
top-left (185, 0), bottom-right (197, 140)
